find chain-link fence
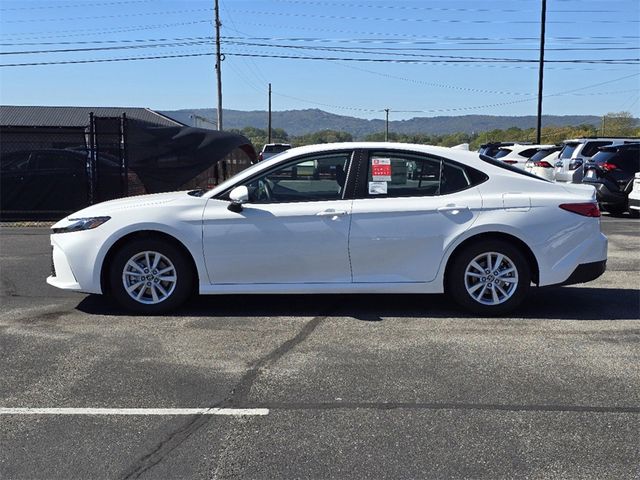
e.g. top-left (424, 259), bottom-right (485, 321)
top-left (1, 116), bottom-right (254, 223)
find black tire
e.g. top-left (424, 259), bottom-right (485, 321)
top-left (109, 237), bottom-right (194, 314)
top-left (446, 239), bottom-right (531, 316)
top-left (628, 208), bottom-right (640, 219)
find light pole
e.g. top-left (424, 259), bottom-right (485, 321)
top-left (384, 108), bottom-right (389, 141)
top-left (536, 0), bottom-right (547, 144)
top-left (214, 0), bottom-right (223, 130)
top-left (268, 83), bottom-right (272, 143)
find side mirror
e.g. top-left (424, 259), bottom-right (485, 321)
top-left (227, 185), bottom-right (249, 212)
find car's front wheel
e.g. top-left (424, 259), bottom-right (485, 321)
top-left (109, 238), bottom-right (194, 313)
top-left (447, 240), bottom-right (531, 315)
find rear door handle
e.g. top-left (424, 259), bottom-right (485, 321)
top-left (316, 209), bottom-right (348, 217)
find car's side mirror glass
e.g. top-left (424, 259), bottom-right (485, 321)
top-left (228, 185), bottom-right (249, 212)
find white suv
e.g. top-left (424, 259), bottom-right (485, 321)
top-left (554, 137), bottom-right (639, 183)
top-left (493, 144), bottom-right (555, 170)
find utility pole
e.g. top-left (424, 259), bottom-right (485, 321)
top-left (268, 83), bottom-right (272, 143)
top-left (536, 0), bottom-right (547, 144)
top-left (214, 0), bottom-right (223, 130)
top-left (384, 108), bottom-right (389, 141)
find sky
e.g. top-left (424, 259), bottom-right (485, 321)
top-left (0, 0), bottom-right (639, 122)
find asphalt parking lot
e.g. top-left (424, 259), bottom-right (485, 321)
top-left (1, 215), bottom-right (639, 479)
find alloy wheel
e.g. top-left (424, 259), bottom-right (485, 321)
top-left (464, 252), bottom-right (519, 306)
top-left (121, 251), bottom-right (177, 305)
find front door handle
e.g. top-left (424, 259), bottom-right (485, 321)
top-left (437, 205), bottom-right (469, 213)
top-left (316, 209), bottom-right (348, 217)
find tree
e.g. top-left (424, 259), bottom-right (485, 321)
top-left (292, 130), bottom-right (353, 146)
top-left (601, 112), bottom-right (639, 137)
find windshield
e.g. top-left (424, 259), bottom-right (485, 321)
top-left (529, 149), bottom-right (559, 162)
top-left (559, 143), bottom-right (579, 159)
top-left (590, 150), bottom-right (617, 165)
top-left (493, 148), bottom-right (511, 159)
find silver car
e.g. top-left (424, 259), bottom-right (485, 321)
top-left (554, 138), bottom-right (638, 183)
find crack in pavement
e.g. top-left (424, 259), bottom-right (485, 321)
top-left (118, 313), bottom-right (328, 480)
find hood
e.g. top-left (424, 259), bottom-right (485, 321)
top-left (60, 191), bottom-right (191, 219)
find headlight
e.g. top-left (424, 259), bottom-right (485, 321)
top-left (52, 216), bottom-right (111, 234)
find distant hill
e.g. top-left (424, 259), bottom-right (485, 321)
top-left (161, 108), bottom-right (603, 138)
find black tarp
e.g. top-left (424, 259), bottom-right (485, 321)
top-left (126, 123), bottom-right (256, 193)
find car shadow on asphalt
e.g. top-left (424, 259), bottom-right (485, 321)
top-left (75, 286), bottom-right (640, 321)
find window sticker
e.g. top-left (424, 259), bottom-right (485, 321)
top-left (371, 157), bottom-right (392, 181)
top-left (368, 181), bottom-right (388, 195)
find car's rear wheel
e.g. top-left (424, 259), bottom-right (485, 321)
top-left (109, 238), bottom-right (193, 313)
top-left (447, 240), bottom-right (531, 315)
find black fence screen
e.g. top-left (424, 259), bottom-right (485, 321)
top-left (1, 114), bottom-right (255, 220)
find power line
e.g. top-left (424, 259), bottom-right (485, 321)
top-left (2, 49), bottom-right (638, 68)
top-left (0, 21), bottom-right (212, 41)
top-left (0, 0), bottom-right (156, 11)
top-left (3, 34), bottom-right (639, 49)
top-left (3, 8), bottom-right (214, 24)
top-left (228, 9), bottom-right (639, 24)
top-left (272, 0), bottom-right (623, 15)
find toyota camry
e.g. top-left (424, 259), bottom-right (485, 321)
top-left (48, 143), bottom-right (608, 315)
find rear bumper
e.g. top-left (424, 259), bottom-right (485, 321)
top-left (629, 197), bottom-right (640, 210)
top-left (583, 180), bottom-right (627, 207)
top-left (559, 260), bottom-right (607, 286)
top-left (555, 167), bottom-right (583, 183)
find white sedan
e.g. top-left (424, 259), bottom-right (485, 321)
top-left (48, 142), bottom-right (608, 315)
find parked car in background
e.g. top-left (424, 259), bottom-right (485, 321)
top-left (493, 144), bottom-right (555, 170)
top-left (554, 137), bottom-right (639, 184)
top-left (628, 172), bottom-right (640, 217)
top-left (0, 148), bottom-right (145, 218)
top-left (582, 143), bottom-right (640, 216)
top-left (258, 143), bottom-right (291, 161)
top-left (524, 146), bottom-right (562, 180)
top-left (478, 142), bottom-right (520, 157)
top-left (48, 142), bottom-right (607, 316)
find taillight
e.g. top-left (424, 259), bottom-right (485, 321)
top-left (602, 162), bottom-right (618, 172)
top-left (534, 161), bottom-right (553, 168)
top-left (559, 202), bottom-right (601, 217)
top-left (569, 159), bottom-right (583, 170)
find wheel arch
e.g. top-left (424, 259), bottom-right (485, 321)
top-left (443, 231), bottom-right (540, 287)
top-left (100, 230), bottom-right (199, 295)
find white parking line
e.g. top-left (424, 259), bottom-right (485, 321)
top-left (0, 408), bottom-right (269, 416)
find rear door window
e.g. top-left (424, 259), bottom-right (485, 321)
top-left (366, 152), bottom-right (441, 197)
top-left (365, 151), bottom-right (489, 197)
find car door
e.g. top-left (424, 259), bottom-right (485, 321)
top-left (349, 150), bottom-right (483, 283)
top-left (202, 151), bottom-right (354, 284)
